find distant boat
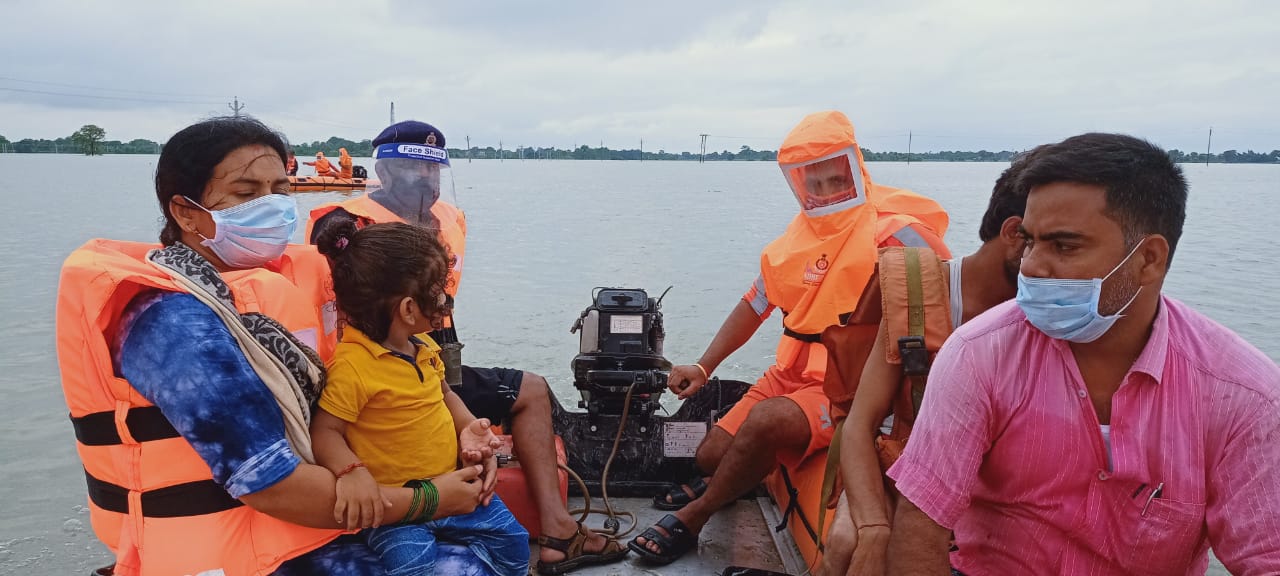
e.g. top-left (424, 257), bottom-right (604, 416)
top-left (288, 175), bottom-right (377, 192)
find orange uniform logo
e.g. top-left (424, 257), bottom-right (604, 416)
top-left (803, 254), bottom-right (830, 286)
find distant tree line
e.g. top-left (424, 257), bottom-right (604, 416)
top-left (1165, 149), bottom-right (1280, 164)
top-left (3, 131), bottom-right (1278, 164)
top-left (0, 126), bottom-right (159, 155)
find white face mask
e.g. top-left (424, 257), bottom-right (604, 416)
top-left (188, 194), bottom-right (298, 268)
top-left (1015, 238), bottom-right (1146, 343)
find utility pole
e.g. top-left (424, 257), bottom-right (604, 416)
top-left (519, 145), bottom-right (524, 161)
top-left (600, 139), bottom-right (605, 161)
top-left (499, 140), bottom-right (503, 162)
top-left (466, 135), bottom-right (471, 163)
top-left (228, 96), bottom-right (244, 117)
top-left (390, 102), bottom-right (395, 125)
top-left (640, 139), bottom-right (644, 162)
top-left (1206, 127), bottom-right (1213, 166)
top-left (699, 134), bottom-right (708, 163)
top-left (907, 131), bottom-right (913, 165)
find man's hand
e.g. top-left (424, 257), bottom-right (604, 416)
top-left (850, 525), bottom-right (891, 576)
top-left (668, 364), bottom-right (710, 400)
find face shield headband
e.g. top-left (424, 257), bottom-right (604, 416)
top-left (374, 143), bottom-right (451, 166)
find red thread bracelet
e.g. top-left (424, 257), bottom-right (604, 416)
top-left (335, 462), bottom-right (366, 480)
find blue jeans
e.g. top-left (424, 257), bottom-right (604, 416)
top-left (366, 493), bottom-right (530, 576)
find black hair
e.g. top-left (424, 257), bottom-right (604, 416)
top-left (1017, 133), bottom-right (1187, 264)
top-left (155, 116), bottom-right (289, 245)
top-left (977, 145), bottom-right (1049, 242)
top-left (315, 220), bottom-right (455, 342)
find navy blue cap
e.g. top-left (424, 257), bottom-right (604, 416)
top-left (373, 121), bottom-right (446, 149)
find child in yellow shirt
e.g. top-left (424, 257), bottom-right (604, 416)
top-left (311, 221), bottom-right (529, 576)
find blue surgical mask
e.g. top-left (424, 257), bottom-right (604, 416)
top-left (1015, 239), bottom-right (1145, 343)
top-left (188, 194), bottom-right (298, 268)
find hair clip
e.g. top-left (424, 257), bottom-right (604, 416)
top-left (335, 236), bottom-right (349, 250)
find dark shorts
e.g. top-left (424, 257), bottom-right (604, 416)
top-left (452, 365), bottom-right (524, 424)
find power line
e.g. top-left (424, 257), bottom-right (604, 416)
top-left (0, 75), bottom-right (231, 99)
top-left (257, 108), bottom-right (380, 133)
top-left (0, 85), bottom-right (223, 106)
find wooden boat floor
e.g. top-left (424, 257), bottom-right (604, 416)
top-left (530, 496), bottom-right (804, 575)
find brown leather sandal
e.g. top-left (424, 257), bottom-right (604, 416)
top-left (535, 522), bottom-right (630, 575)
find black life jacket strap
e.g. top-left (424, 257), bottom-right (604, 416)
top-left (70, 407), bottom-right (180, 446)
top-left (84, 469), bottom-right (243, 518)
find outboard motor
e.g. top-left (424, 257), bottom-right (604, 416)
top-left (569, 288), bottom-right (670, 419)
top-left (551, 287), bottom-right (750, 496)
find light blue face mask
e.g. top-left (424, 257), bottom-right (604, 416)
top-left (1015, 239), bottom-right (1146, 343)
top-left (188, 194), bottom-right (298, 269)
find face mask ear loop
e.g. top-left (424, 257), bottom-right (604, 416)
top-left (1101, 237), bottom-right (1148, 283)
top-left (179, 196), bottom-right (214, 242)
top-left (1097, 237), bottom-right (1148, 317)
top-left (182, 196), bottom-right (212, 214)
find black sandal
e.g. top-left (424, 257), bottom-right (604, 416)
top-left (535, 522), bottom-right (629, 575)
top-left (653, 476), bottom-right (708, 510)
top-left (628, 513), bottom-right (698, 565)
top-left (722, 567), bottom-right (791, 576)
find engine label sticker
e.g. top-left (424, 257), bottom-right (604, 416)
top-left (663, 422), bottom-right (707, 458)
top-left (610, 314), bottom-right (644, 334)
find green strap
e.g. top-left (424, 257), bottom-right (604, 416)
top-left (904, 248), bottom-right (925, 339)
top-left (815, 418), bottom-right (844, 552)
top-left (903, 248), bottom-right (927, 418)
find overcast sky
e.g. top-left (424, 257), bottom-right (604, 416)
top-left (1, 0), bottom-right (1276, 153)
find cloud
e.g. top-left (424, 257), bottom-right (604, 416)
top-left (1, 0), bottom-right (1275, 152)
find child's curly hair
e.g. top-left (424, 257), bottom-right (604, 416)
top-left (315, 220), bottom-right (455, 342)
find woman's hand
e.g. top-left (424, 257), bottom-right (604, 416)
top-left (848, 525), bottom-right (891, 576)
top-left (432, 464), bottom-right (485, 519)
top-left (334, 467), bottom-right (391, 529)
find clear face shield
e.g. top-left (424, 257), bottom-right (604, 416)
top-left (369, 144), bottom-right (457, 228)
top-left (779, 150), bottom-right (866, 217)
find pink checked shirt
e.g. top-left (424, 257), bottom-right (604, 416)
top-left (888, 297), bottom-right (1280, 576)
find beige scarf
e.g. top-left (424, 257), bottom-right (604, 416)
top-left (147, 243), bottom-right (325, 463)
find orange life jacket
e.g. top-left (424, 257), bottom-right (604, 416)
top-left (338, 150), bottom-right (353, 179)
top-left (873, 246), bottom-right (954, 469)
top-left (56, 239), bottom-right (342, 576)
top-left (307, 194), bottom-right (467, 299)
top-left (819, 246), bottom-right (955, 461)
top-left (313, 157), bottom-right (334, 174)
top-left (761, 112), bottom-right (950, 386)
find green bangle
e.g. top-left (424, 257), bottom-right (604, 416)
top-left (416, 480), bottom-right (439, 522)
top-left (403, 482), bottom-right (423, 524)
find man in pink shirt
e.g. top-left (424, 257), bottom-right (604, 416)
top-left (886, 133), bottom-right (1280, 576)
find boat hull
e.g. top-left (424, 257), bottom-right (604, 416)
top-left (289, 176), bottom-right (377, 192)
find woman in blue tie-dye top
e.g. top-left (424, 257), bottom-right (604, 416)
top-left (100, 116), bottom-right (500, 575)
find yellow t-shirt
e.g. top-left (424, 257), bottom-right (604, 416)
top-left (318, 326), bottom-right (458, 485)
